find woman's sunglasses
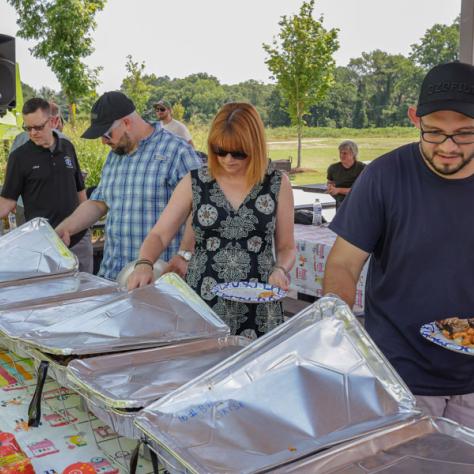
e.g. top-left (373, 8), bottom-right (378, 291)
top-left (155, 107), bottom-right (167, 112)
top-left (212, 147), bottom-right (248, 160)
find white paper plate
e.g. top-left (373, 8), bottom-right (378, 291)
top-left (211, 281), bottom-right (287, 303)
top-left (420, 322), bottom-right (474, 356)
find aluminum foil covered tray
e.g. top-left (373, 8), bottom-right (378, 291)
top-left (16, 273), bottom-right (229, 355)
top-left (134, 296), bottom-right (418, 474)
top-left (68, 336), bottom-right (251, 409)
top-left (0, 272), bottom-right (118, 310)
top-left (0, 292), bottom-right (119, 342)
top-left (275, 416), bottom-right (474, 473)
top-left (0, 217), bottom-right (77, 284)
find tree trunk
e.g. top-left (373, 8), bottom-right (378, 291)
top-left (68, 102), bottom-right (76, 127)
top-left (297, 115), bottom-right (302, 169)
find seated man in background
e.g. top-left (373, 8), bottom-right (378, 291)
top-left (154, 99), bottom-right (194, 147)
top-left (0, 98), bottom-right (93, 272)
top-left (326, 140), bottom-right (365, 209)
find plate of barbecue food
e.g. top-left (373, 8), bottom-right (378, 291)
top-left (420, 317), bottom-right (474, 355)
top-left (211, 281), bottom-right (287, 303)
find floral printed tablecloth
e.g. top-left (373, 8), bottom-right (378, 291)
top-left (290, 224), bottom-right (367, 314)
top-left (0, 349), bottom-right (155, 473)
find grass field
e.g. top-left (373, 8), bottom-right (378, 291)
top-left (267, 135), bottom-right (418, 184)
top-left (0, 124), bottom-right (419, 186)
top-left (189, 125), bottom-right (419, 185)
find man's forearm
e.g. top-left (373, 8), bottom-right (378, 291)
top-left (323, 264), bottom-right (357, 307)
top-left (56, 200), bottom-right (107, 236)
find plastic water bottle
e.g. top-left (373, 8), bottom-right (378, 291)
top-left (7, 212), bottom-right (17, 230)
top-left (312, 198), bottom-right (322, 226)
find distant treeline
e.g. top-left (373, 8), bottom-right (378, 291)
top-left (23, 17), bottom-right (458, 129)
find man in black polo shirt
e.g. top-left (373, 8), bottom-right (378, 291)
top-left (0, 98), bottom-right (92, 272)
top-left (327, 140), bottom-right (366, 209)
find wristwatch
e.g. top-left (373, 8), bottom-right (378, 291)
top-left (177, 250), bottom-right (193, 262)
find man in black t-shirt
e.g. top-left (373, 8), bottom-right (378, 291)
top-left (323, 62), bottom-right (474, 428)
top-left (326, 140), bottom-right (365, 209)
top-left (0, 98), bottom-right (92, 272)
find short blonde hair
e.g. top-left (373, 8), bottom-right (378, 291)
top-left (207, 103), bottom-right (268, 187)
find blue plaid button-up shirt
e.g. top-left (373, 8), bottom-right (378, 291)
top-left (90, 123), bottom-right (202, 280)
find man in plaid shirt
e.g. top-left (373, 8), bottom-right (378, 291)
top-left (56, 91), bottom-right (202, 280)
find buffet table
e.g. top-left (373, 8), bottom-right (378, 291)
top-left (0, 348), bottom-right (148, 473)
top-left (290, 223), bottom-right (367, 314)
top-left (2, 219), bottom-right (474, 474)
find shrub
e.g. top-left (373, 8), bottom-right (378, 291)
top-left (64, 121), bottom-right (108, 187)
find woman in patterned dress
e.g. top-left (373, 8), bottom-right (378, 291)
top-left (127, 103), bottom-right (295, 338)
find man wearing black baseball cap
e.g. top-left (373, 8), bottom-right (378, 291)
top-left (81, 91), bottom-right (136, 140)
top-left (323, 62), bottom-right (474, 428)
top-left (56, 91), bottom-right (202, 280)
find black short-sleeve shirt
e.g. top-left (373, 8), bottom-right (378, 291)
top-left (327, 161), bottom-right (366, 207)
top-left (1, 133), bottom-right (86, 246)
top-left (329, 143), bottom-right (474, 396)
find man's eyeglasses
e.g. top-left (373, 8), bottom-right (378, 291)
top-left (155, 107), bottom-right (167, 112)
top-left (102, 120), bottom-right (122, 141)
top-left (22, 118), bottom-right (50, 133)
top-left (420, 121), bottom-right (474, 145)
top-left (212, 147), bottom-right (248, 160)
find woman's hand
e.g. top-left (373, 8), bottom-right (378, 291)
top-left (269, 267), bottom-right (290, 291)
top-left (163, 255), bottom-right (189, 278)
top-left (127, 264), bottom-right (155, 290)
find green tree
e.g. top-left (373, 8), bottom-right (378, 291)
top-left (21, 82), bottom-right (37, 102)
top-left (348, 51), bottom-right (421, 127)
top-left (263, 0), bottom-right (339, 168)
top-left (307, 66), bottom-right (358, 128)
top-left (222, 80), bottom-right (274, 124)
top-left (409, 17), bottom-right (460, 70)
top-left (172, 102), bottom-right (185, 121)
top-left (352, 80), bottom-right (369, 128)
top-left (120, 55), bottom-right (152, 114)
top-left (265, 87), bottom-right (291, 127)
top-left (8, 0), bottom-right (105, 123)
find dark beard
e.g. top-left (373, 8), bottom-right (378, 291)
top-left (420, 143), bottom-right (474, 176)
top-left (112, 132), bottom-right (133, 156)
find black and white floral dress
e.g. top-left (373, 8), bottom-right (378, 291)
top-left (186, 165), bottom-right (284, 339)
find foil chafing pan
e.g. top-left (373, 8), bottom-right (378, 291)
top-left (0, 292), bottom-right (120, 353)
top-left (0, 217), bottom-right (77, 284)
top-left (0, 272), bottom-right (119, 311)
top-left (134, 296), bottom-right (419, 474)
top-left (67, 336), bottom-right (251, 438)
top-left (68, 336), bottom-right (251, 409)
top-left (15, 273), bottom-right (229, 355)
top-left (274, 416), bottom-right (474, 473)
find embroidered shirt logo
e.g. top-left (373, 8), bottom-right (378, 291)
top-left (64, 156), bottom-right (74, 168)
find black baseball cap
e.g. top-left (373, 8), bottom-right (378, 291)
top-left (416, 62), bottom-right (474, 118)
top-left (82, 91), bottom-right (136, 139)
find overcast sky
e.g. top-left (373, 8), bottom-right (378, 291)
top-left (0, 0), bottom-right (462, 93)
